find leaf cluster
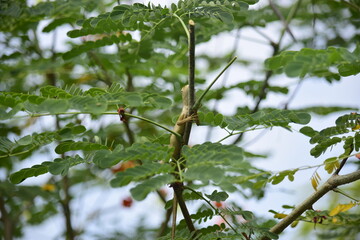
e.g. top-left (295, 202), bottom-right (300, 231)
top-left (300, 113), bottom-right (360, 158)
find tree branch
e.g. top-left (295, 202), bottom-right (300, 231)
top-left (171, 20), bottom-right (197, 238)
top-left (0, 196), bottom-right (13, 240)
top-left (87, 51), bottom-right (113, 85)
top-left (334, 144), bottom-right (353, 175)
top-left (60, 175), bottom-right (75, 240)
top-left (123, 68), bottom-right (135, 145)
top-left (183, 20), bottom-right (196, 146)
top-left (269, 0), bottom-right (297, 42)
top-left (172, 182), bottom-right (197, 235)
top-left (262, 170), bottom-right (360, 239)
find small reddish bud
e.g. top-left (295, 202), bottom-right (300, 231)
top-left (122, 197), bottom-right (133, 208)
top-left (117, 107), bottom-right (127, 122)
top-left (214, 201), bottom-right (223, 208)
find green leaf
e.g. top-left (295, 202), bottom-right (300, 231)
top-left (300, 126), bottom-right (318, 137)
top-left (146, 95), bottom-right (172, 109)
top-left (39, 99), bottom-right (70, 114)
top-left (225, 110), bottom-right (310, 130)
top-left (265, 46), bottom-right (360, 80)
top-left (93, 142), bottom-right (171, 168)
top-left (40, 86), bottom-right (72, 98)
top-left (48, 155), bottom-right (85, 176)
top-left (110, 162), bottom-right (172, 187)
top-left (10, 163), bottom-right (51, 184)
top-left (310, 137), bottom-right (342, 158)
top-left (270, 170), bottom-right (297, 185)
top-left (303, 113), bottom-right (360, 157)
top-left (296, 106), bottom-right (357, 115)
top-left (42, 17), bottom-right (75, 32)
top-left (183, 142), bottom-right (244, 166)
top-left (184, 165), bottom-right (225, 183)
top-left (213, 113), bottom-right (224, 126)
top-left (16, 135), bottom-right (33, 146)
top-left (9, 155), bottom-right (85, 183)
top-left (0, 125), bottom-right (86, 158)
top-left (69, 96), bottom-right (107, 114)
top-left (130, 174), bottom-right (175, 200)
top-left (55, 141), bottom-right (108, 154)
top-left (190, 209), bottom-right (215, 223)
top-left (205, 190), bottom-right (229, 202)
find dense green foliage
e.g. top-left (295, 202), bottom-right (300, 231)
top-left (1, 0), bottom-right (359, 239)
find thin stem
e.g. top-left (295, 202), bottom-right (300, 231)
top-left (87, 51), bottom-right (112, 85)
top-left (253, 27), bottom-right (275, 45)
top-left (232, 51), bottom-right (277, 145)
top-left (206, 28), bottom-right (241, 142)
top-left (333, 188), bottom-right (359, 202)
top-left (277, 0), bottom-right (302, 45)
top-left (157, 207), bottom-right (173, 237)
top-left (193, 56), bottom-right (237, 110)
top-left (15, 111), bottom-right (182, 139)
top-left (185, 186), bottom-right (238, 234)
top-left (283, 79), bottom-right (304, 109)
top-left (217, 126), bottom-right (268, 143)
top-left (173, 13), bottom-right (190, 40)
top-left (269, 0), bottom-right (296, 42)
top-left (125, 113), bottom-right (182, 139)
top-left (341, 0), bottom-right (360, 12)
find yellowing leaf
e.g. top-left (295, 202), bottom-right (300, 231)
top-left (352, 124), bottom-right (360, 130)
top-left (311, 171), bottom-right (321, 191)
top-left (329, 202), bottom-right (357, 216)
top-left (311, 177), bottom-right (318, 190)
top-left (324, 157), bottom-right (340, 174)
top-left (77, 74), bottom-right (94, 83)
top-left (42, 183), bottom-right (56, 191)
top-left (291, 220), bottom-right (299, 228)
top-left (274, 213), bottom-right (287, 219)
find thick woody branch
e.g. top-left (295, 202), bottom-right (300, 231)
top-left (262, 170), bottom-right (360, 239)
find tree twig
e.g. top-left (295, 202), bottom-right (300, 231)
top-left (262, 170), bottom-right (360, 239)
top-left (269, 0), bottom-right (297, 42)
top-left (87, 51), bottom-right (112, 85)
top-left (206, 28), bottom-right (241, 141)
top-left (232, 0), bottom-right (305, 145)
top-left (193, 56), bottom-right (237, 111)
top-left (60, 175), bottom-right (75, 240)
top-left (334, 144), bottom-right (354, 175)
top-left (184, 186), bottom-right (238, 233)
top-left (123, 68), bottom-right (135, 145)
